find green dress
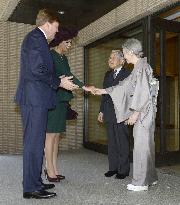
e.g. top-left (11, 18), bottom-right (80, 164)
top-left (47, 49), bottom-right (84, 133)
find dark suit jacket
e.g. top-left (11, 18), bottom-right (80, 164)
top-left (99, 68), bottom-right (131, 123)
top-left (15, 28), bottom-right (60, 109)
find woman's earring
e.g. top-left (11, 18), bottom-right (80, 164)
top-left (130, 51), bottom-right (133, 55)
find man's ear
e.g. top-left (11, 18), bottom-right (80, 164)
top-left (120, 59), bottom-right (125, 65)
top-left (46, 21), bottom-right (50, 29)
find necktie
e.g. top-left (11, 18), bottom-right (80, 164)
top-left (113, 70), bottom-right (117, 79)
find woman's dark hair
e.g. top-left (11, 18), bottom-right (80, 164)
top-left (49, 27), bottom-right (78, 47)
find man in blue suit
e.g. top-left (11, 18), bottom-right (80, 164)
top-left (15, 9), bottom-right (78, 199)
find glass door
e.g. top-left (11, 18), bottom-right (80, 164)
top-left (151, 17), bottom-right (180, 158)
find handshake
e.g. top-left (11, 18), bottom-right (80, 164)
top-left (59, 75), bottom-right (106, 95)
top-left (83, 86), bottom-right (107, 95)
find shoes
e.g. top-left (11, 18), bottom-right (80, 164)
top-left (127, 181), bottom-right (158, 191)
top-left (23, 190), bottom-right (56, 199)
top-left (44, 169), bottom-right (60, 182)
top-left (127, 184), bottom-right (148, 191)
top-left (115, 173), bottom-right (129, 179)
top-left (41, 183), bottom-right (55, 190)
top-left (104, 170), bottom-right (117, 177)
top-left (151, 181), bottom-right (158, 186)
top-left (56, 174), bottom-right (65, 180)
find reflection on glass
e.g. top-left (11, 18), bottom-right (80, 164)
top-left (165, 32), bottom-right (179, 151)
top-left (154, 31), bottom-right (179, 152)
top-left (86, 26), bottom-right (143, 146)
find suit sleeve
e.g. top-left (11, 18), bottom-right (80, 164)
top-left (27, 35), bottom-right (60, 89)
top-left (130, 67), bottom-right (151, 112)
top-left (52, 54), bottom-right (83, 88)
top-left (105, 74), bottom-right (132, 123)
top-left (62, 57), bottom-right (84, 88)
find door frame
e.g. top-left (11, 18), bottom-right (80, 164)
top-left (150, 16), bottom-right (180, 165)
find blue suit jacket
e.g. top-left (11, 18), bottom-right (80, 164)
top-left (15, 28), bottom-right (60, 109)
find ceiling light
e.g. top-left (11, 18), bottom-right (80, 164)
top-left (164, 11), bottom-right (180, 20)
top-left (58, 11), bottom-right (65, 15)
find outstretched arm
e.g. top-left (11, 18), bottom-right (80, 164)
top-left (82, 85), bottom-right (95, 92)
top-left (91, 88), bottom-right (107, 95)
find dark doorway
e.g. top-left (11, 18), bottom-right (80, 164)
top-left (150, 15), bottom-right (180, 165)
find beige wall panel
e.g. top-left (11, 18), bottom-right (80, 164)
top-left (0, 21), bottom-right (33, 154)
top-left (0, 0), bottom-right (20, 21)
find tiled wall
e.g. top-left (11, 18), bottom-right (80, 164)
top-left (0, 0), bottom-right (20, 21)
top-left (78, 0), bottom-right (179, 45)
top-left (0, 0), bottom-right (178, 153)
top-left (0, 21), bottom-right (33, 153)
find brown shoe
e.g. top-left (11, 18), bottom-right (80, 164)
top-left (56, 174), bottom-right (65, 180)
top-left (44, 169), bottom-right (60, 182)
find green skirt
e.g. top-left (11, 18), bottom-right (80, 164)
top-left (47, 102), bottom-right (68, 133)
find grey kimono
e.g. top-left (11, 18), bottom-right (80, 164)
top-left (106, 58), bottom-right (158, 186)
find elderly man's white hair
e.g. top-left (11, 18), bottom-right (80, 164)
top-left (122, 38), bottom-right (143, 57)
top-left (111, 49), bottom-right (124, 61)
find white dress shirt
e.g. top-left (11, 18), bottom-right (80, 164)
top-left (113, 66), bottom-right (122, 78)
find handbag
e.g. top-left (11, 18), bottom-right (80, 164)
top-left (66, 103), bottom-right (78, 120)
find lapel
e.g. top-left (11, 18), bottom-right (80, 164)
top-left (34, 28), bottom-right (54, 72)
top-left (112, 68), bottom-right (125, 85)
top-left (105, 70), bottom-right (114, 86)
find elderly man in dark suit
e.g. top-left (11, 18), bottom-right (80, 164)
top-left (14, 9), bottom-right (78, 199)
top-left (98, 50), bottom-right (131, 179)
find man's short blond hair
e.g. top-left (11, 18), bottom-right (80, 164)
top-left (36, 9), bottom-right (59, 27)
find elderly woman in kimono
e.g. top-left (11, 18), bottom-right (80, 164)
top-left (93, 38), bottom-right (158, 191)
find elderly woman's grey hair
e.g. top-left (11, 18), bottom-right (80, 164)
top-left (111, 50), bottom-right (125, 61)
top-left (122, 38), bottom-right (143, 57)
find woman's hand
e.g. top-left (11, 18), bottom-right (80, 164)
top-left (91, 88), bottom-right (107, 95)
top-left (126, 111), bottom-right (140, 125)
top-left (59, 76), bottom-right (79, 90)
top-left (82, 86), bottom-right (95, 92)
top-left (97, 112), bottom-right (103, 123)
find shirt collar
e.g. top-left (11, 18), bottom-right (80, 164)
top-left (114, 66), bottom-right (122, 74)
top-left (38, 27), bottom-right (47, 39)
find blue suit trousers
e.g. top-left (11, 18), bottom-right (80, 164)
top-left (20, 105), bottom-right (48, 192)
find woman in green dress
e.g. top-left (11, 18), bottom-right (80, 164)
top-left (44, 27), bottom-right (91, 182)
